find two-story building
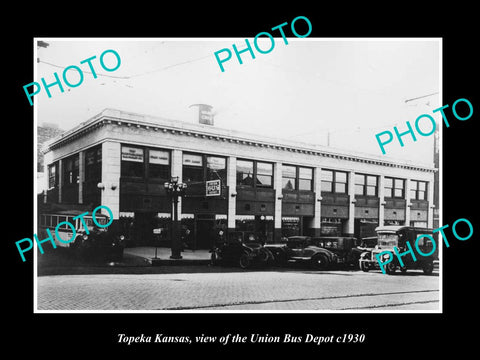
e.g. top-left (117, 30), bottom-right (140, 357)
top-left (40, 108), bottom-right (436, 250)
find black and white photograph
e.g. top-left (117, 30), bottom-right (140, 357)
top-left (33, 37), bottom-right (442, 312)
top-left (7, 6), bottom-right (479, 356)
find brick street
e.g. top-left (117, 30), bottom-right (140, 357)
top-left (36, 268), bottom-right (439, 311)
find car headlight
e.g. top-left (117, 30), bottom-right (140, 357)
top-left (83, 234), bottom-right (88, 240)
top-left (119, 235), bottom-right (125, 241)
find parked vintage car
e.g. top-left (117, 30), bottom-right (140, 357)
top-left (311, 236), bottom-right (364, 268)
top-left (359, 226), bottom-right (436, 274)
top-left (210, 232), bottom-right (274, 269)
top-left (264, 236), bottom-right (337, 270)
top-left (70, 223), bottom-right (126, 261)
top-left (358, 236), bottom-right (378, 250)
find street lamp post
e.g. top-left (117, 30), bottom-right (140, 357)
top-left (164, 176), bottom-right (187, 259)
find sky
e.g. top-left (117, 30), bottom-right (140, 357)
top-left (35, 38), bottom-right (440, 166)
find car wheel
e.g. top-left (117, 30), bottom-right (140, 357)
top-left (311, 254), bottom-right (329, 270)
top-left (385, 262), bottom-right (397, 275)
top-left (422, 262), bottom-right (434, 275)
top-left (239, 254), bottom-right (251, 269)
top-left (257, 248), bottom-right (271, 263)
top-left (359, 261), bottom-right (369, 272)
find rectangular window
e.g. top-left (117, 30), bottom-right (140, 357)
top-left (384, 177), bottom-right (393, 198)
top-left (48, 163), bottom-right (57, 188)
top-left (85, 146), bottom-right (102, 182)
top-left (322, 169), bottom-right (348, 194)
top-left (335, 171), bottom-right (347, 193)
top-left (394, 178), bottom-right (404, 198)
top-left (366, 175), bottom-right (378, 196)
top-left (354, 174), bottom-right (365, 195)
top-left (86, 150), bottom-right (95, 166)
top-left (282, 165), bottom-right (296, 190)
top-left (183, 153), bottom-right (204, 183)
top-left (385, 177), bottom-right (405, 198)
top-left (149, 149), bottom-right (170, 180)
top-left (121, 146), bottom-right (144, 177)
top-left (298, 167), bottom-right (313, 191)
top-left (355, 174), bottom-right (378, 196)
top-left (411, 180), bottom-right (427, 200)
top-left (63, 155), bottom-right (79, 185)
top-left (237, 160), bottom-right (254, 186)
top-left (207, 156), bottom-right (226, 184)
top-left (256, 162), bottom-right (273, 188)
top-left (321, 170), bottom-right (333, 192)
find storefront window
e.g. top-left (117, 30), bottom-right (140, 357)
top-left (321, 218), bottom-right (342, 236)
top-left (121, 146), bottom-right (144, 177)
top-left (207, 156), bottom-right (226, 183)
top-left (282, 217), bottom-right (300, 237)
top-left (183, 153), bottom-right (203, 183)
top-left (237, 160), bottom-right (254, 186)
top-left (149, 149), bottom-right (170, 180)
top-left (235, 215), bottom-right (273, 243)
top-left (282, 165), bottom-right (296, 190)
top-left (256, 162), bottom-right (273, 188)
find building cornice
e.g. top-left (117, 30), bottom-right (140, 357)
top-left (43, 109), bottom-right (437, 173)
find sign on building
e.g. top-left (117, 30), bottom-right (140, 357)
top-left (206, 179), bottom-right (221, 196)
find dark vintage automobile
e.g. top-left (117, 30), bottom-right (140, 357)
top-left (359, 226), bottom-right (436, 274)
top-left (264, 236), bottom-right (337, 270)
top-left (70, 223), bottom-right (126, 261)
top-left (358, 236), bottom-right (378, 250)
top-left (210, 232), bottom-right (274, 269)
top-left (311, 236), bottom-right (364, 268)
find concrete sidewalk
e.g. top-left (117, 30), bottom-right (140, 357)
top-left (124, 246), bottom-right (211, 266)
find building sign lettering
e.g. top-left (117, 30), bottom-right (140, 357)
top-left (206, 179), bottom-right (221, 197)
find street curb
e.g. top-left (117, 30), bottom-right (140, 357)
top-left (150, 258), bottom-right (211, 266)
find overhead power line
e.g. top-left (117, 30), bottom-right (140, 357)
top-left (404, 92), bottom-right (439, 103)
top-left (38, 53), bottom-right (211, 80)
top-left (38, 60), bottom-right (130, 79)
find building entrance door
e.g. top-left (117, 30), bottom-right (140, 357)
top-left (195, 219), bottom-right (215, 250)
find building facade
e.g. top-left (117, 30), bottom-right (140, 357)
top-left (41, 109), bottom-right (436, 249)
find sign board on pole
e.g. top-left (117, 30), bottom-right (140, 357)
top-left (206, 179), bottom-right (221, 197)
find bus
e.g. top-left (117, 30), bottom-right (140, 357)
top-left (359, 225), bottom-right (437, 275)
